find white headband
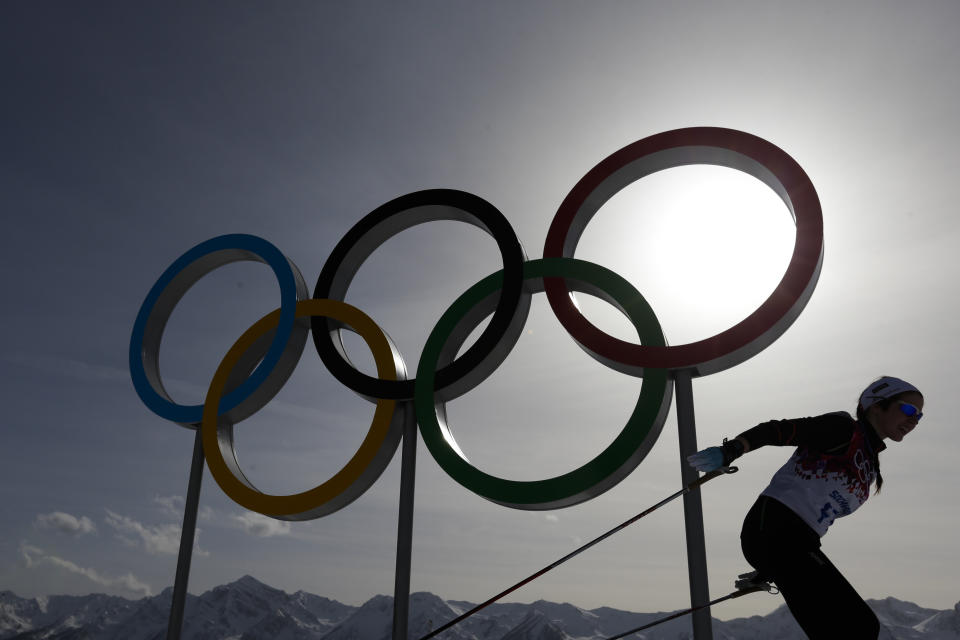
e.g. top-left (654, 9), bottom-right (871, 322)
top-left (858, 376), bottom-right (921, 410)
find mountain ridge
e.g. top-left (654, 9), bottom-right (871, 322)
top-left (1, 575), bottom-right (957, 640)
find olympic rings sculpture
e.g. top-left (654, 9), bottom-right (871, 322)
top-left (130, 127), bottom-right (823, 521)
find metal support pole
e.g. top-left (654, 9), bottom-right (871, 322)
top-left (674, 370), bottom-right (713, 640)
top-left (167, 427), bottom-right (204, 640)
top-left (392, 407), bottom-right (417, 640)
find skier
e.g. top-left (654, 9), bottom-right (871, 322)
top-left (687, 376), bottom-right (924, 640)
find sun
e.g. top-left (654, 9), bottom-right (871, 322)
top-left (574, 165), bottom-right (796, 347)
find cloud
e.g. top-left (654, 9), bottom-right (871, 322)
top-left (35, 512), bottom-right (97, 536)
top-left (0, 354), bottom-right (211, 403)
top-left (20, 543), bottom-right (152, 598)
top-left (103, 510), bottom-right (208, 557)
top-left (544, 514), bottom-right (559, 523)
top-left (3, 354), bottom-right (129, 383)
top-left (233, 512), bottom-right (291, 537)
top-left (153, 495), bottom-right (185, 517)
top-left (154, 496), bottom-right (215, 523)
top-left (104, 510), bottom-right (181, 555)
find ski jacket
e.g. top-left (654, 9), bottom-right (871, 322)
top-left (739, 411), bottom-right (886, 537)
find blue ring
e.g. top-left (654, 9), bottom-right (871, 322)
top-left (129, 234), bottom-right (299, 425)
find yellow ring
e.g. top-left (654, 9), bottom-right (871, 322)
top-left (202, 299), bottom-right (400, 520)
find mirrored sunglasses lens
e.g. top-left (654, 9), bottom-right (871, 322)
top-left (899, 403), bottom-right (921, 418)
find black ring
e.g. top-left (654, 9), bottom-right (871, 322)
top-left (312, 189), bottom-right (530, 400)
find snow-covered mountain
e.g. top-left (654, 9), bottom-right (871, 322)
top-left (1, 576), bottom-right (957, 640)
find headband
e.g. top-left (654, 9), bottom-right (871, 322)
top-left (858, 376), bottom-right (920, 410)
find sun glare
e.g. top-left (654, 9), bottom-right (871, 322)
top-left (574, 165), bottom-right (796, 346)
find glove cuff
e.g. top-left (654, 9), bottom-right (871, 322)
top-left (721, 438), bottom-right (745, 466)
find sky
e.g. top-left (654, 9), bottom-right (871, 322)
top-left (2, 0), bottom-right (958, 624)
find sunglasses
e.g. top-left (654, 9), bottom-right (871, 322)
top-left (898, 402), bottom-right (923, 420)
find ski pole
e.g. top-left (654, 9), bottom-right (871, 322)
top-left (417, 466), bottom-right (737, 640)
top-left (603, 584), bottom-right (767, 640)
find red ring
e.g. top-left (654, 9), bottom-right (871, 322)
top-left (543, 127), bottom-right (823, 376)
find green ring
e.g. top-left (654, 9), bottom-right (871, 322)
top-left (415, 257), bottom-right (672, 509)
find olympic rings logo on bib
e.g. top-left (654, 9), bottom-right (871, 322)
top-left (130, 127), bottom-right (823, 521)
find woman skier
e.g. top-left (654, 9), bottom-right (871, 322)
top-left (687, 376), bottom-right (924, 639)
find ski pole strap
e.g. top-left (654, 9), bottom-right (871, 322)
top-left (688, 465), bottom-right (738, 490)
top-left (415, 467), bottom-right (737, 640)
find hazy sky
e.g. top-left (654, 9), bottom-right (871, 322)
top-left (2, 0), bottom-right (958, 624)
